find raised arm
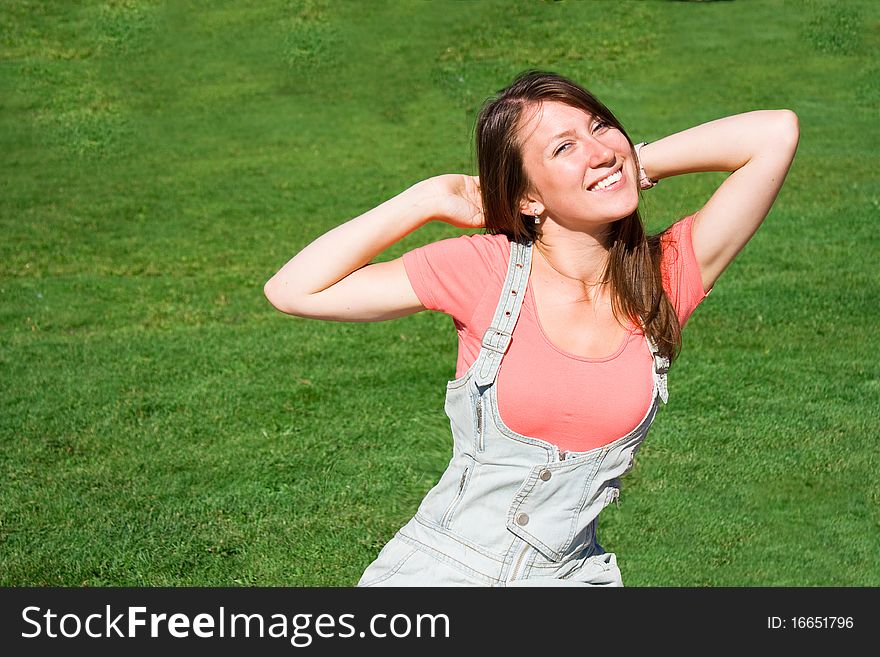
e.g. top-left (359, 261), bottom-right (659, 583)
top-left (263, 175), bottom-right (483, 321)
top-left (637, 110), bottom-right (800, 292)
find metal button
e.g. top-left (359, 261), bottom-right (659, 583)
top-left (539, 469), bottom-right (552, 482)
top-left (515, 512), bottom-right (529, 526)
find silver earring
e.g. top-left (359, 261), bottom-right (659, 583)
top-left (533, 210), bottom-right (541, 224)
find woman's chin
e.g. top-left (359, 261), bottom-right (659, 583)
top-left (591, 197), bottom-right (641, 223)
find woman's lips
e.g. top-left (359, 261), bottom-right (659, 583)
top-left (588, 166), bottom-right (625, 192)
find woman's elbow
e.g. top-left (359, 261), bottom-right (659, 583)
top-left (775, 109), bottom-right (800, 151)
top-left (263, 278), bottom-right (303, 316)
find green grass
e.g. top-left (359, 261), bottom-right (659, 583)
top-left (1, 0), bottom-right (878, 586)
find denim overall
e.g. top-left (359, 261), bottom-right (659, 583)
top-left (358, 239), bottom-right (669, 586)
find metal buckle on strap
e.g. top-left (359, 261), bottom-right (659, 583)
top-left (653, 353), bottom-right (670, 375)
top-left (481, 328), bottom-right (513, 355)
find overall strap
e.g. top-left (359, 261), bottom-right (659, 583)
top-left (646, 335), bottom-right (670, 404)
top-left (472, 240), bottom-right (533, 388)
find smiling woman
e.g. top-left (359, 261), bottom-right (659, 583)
top-left (263, 70), bottom-right (799, 586)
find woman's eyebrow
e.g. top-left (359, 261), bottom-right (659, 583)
top-left (546, 129), bottom-right (577, 149)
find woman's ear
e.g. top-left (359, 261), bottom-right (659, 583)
top-left (519, 197), bottom-right (545, 217)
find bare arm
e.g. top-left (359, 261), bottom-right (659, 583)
top-left (638, 110), bottom-right (800, 292)
top-left (263, 175), bottom-right (483, 321)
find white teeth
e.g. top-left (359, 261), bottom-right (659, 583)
top-left (589, 169), bottom-right (622, 191)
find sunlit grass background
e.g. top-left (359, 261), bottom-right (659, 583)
top-left (2, 0), bottom-right (878, 586)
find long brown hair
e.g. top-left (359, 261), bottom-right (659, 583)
top-left (475, 70), bottom-right (681, 362)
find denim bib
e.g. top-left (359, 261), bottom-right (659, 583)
top-left (358, 239), bottom-right (669, 586)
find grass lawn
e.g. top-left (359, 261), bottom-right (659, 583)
top-left (1, 0), bottom-right (878, 586)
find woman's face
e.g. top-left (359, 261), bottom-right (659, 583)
top-left (516, 101), bottom-right (639, 231)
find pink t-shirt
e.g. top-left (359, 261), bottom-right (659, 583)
top-left (403, 213), bottom-right (709, 452)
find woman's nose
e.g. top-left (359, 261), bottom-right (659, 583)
top-left (588, 142), bottom-right (615, 169)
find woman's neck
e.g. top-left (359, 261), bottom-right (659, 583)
top-left (533, 221), bottom-right (612, 287)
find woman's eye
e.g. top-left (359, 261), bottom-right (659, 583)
top-left (593, 120), bottom-right (609, 132)
top-left (554, 142), bottom-right (573, 155)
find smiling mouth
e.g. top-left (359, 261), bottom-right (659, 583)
top-left (588, 167), bottom-right (624, 192)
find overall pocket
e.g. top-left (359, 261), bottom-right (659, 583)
top-left (441, 457), bottom-right (475, 529)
